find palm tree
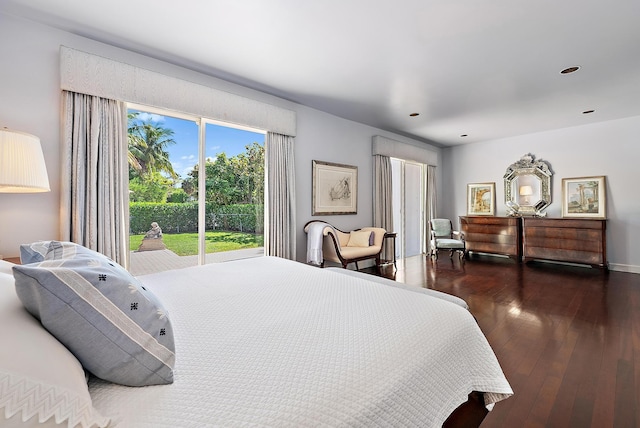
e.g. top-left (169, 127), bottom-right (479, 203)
top-left (128, 113), bottom-right (178, 180)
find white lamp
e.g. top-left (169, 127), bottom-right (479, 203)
top-left (519, 185), bottom-right (533, 205)
top-left (0, 128), bottom-right (50, 193)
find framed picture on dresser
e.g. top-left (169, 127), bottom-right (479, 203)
top-left (467, 182), bottom-right (496, 216)
top-left (562, 176), bottom-right (607, 218)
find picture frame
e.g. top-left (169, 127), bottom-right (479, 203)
top-left (562, 176), bottom-right (607, 219)
top-left (312, 160), bottom-right (358, 215)
top-left (467, 182), bottom-right (496, 216)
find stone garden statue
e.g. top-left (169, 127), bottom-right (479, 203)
top-left (145, 222), bottom-right (163, 239)
top-left (138, 221), bottom-right (167, 251)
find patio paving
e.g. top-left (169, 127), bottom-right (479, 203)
top-left (129, 247), bottom-right (264, 276)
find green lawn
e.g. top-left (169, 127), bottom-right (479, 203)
top-left (130, 231), bottom-right (264, 256)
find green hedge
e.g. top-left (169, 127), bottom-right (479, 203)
top-left (129, 202), bottom-right (264, 235)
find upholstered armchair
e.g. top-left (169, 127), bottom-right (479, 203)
top-left (429, 218), bottom-right (466, 260)
top-left (304, 220), bottom-right (386, 271)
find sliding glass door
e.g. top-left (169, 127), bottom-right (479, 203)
top-left (391, 158), bottom-right (425, 259)
top-left (200, 121), bottom-right (265, 264)
top-left (127, 106), bottom-right (265, 275)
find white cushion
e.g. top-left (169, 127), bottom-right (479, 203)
top-left (347, 230), bottom-right (372, 247)
top-left (338, 246), bottom-right (380, 259)
top-left (0, 260), bottom-right (14, 275)
top-left (0, 270), bottom-right (110, 428)
top-left (435, 238), bottom-right (465, 249)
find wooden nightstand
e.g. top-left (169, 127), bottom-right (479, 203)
top-left (2, 257), bottom-right (21, 264)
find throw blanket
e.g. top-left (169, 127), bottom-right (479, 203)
top-left (306, 222), bottom-right (331, 266)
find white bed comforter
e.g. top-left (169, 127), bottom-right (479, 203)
top-left (89, 256), bottom-right (511, 427)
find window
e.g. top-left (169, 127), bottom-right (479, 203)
top-left (127, 106), bottom-right (265, 275)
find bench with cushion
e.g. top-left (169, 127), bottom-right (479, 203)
top-left (304, 220), bottom-right (386, 271)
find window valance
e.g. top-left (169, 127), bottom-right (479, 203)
top-left (60, 46), bottom-right (296, 136)
top-left (372, 135), bottom-right (438, 165)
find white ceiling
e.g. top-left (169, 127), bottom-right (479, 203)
top-left (3, 0), bottom-right (640, 147)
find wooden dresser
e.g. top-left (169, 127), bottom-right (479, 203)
top-left (459, 216), bottom-right (522, 261)
top-left (522, 218), bottom-right (607, 269)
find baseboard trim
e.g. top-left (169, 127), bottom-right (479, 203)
top-left (609, 263), bottom-right (640, 275)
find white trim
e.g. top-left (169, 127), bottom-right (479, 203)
top-left (609, 263), bottom-right (640, 275)
top-left (127, 102), bottom-right (200, 124)
top-left (60, 46), bottom-right (296, 136)
top-left (202, 117), bottom-right (267, 135)
top-left (198, 123), bottom-right (207, 266)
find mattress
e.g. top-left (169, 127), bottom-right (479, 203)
top-left (89, 256), bottom-right (511, 427)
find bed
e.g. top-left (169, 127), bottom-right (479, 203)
top-left (1, 243), bottom-right (512, 428)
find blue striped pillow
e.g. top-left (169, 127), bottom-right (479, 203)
top-left (13, 253), bottom-right (175, 387)
top-left (19, 240), bottom-right (51, 264)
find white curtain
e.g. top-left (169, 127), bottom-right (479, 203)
top-left (60, 91), bottom-right (128, 265)
top-left (265, 132), bottom-right (296, 259)
top-left (425, 165), bottom-right (437, 250)
top-left (373, 155), bottom-right (394, 261)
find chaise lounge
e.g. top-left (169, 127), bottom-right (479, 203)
top-left (304, 220), bottom-right (386, 271)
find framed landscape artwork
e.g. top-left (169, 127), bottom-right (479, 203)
top-left (312, 160), bottom-right (357, 215)
top-left (467, 182), bottom-right (496, 216)
top-left (562, 176), bottom-right (607, 218)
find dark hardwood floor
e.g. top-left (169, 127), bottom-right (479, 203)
top-left (367, 254), bottom-right (640, 427)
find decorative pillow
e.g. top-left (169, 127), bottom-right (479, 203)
top-left (347, 230), bottom-right (373, 247)
top-left (20, 240), bottom-right (112, 265)
top-left (13, 251), bottom-right (176, 387)
top-left (19, 240), bottom-right (52, 265)
top-left (0, 270), bottom-right (110, 428)
top-left (43, 241), bottom-right (110, 261)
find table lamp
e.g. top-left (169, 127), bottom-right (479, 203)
top-left (0, 128), bottom-right (50, 193)
top-left (519, 185), bottom-right (533, 205)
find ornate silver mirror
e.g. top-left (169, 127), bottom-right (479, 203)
top-left (504, 154), bottom-right (552, 217)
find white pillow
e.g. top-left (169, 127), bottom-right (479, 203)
top-left (0, 271), bottom-right (110, 428)
top-left (347, 230), bottom-right (373, 247)
top-left (0, 260), bottom-right (15, 275)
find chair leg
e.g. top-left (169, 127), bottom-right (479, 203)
top-left (355, 261), bottom-right (359, 271)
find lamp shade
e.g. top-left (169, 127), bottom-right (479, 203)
top-left (0, 129), bottom-right (50, 193)
top-left (519, 185), bottom-right (533, 196)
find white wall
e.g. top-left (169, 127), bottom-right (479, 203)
top-left (293, 105), bottom-right (442, 262)
top-left (441, 116), bottom-right (640, 273)
top-left (0, 12), bottom-right (441, 262)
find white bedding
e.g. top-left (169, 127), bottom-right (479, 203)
top-left (89, 256), bottom-right (511, 427)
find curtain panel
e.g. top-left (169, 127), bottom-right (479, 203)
top-left (425, 165), bottom-right (437, 251)
top-left (265, 132), bottom-right (296, 259)
top-left (373, 155), bottom-right (394, 261)
top-left (60, 91), bottom-right (128, 265)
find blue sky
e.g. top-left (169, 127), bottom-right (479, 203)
top-left (130, 110), bottom-right (265, 179)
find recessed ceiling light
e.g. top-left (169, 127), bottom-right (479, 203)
top-left (409, 113), bottom-right (420, 117)
top-left (582, 109), bottom-right (595, 114)
top-left (560, 66), bottom-right (580, 74)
